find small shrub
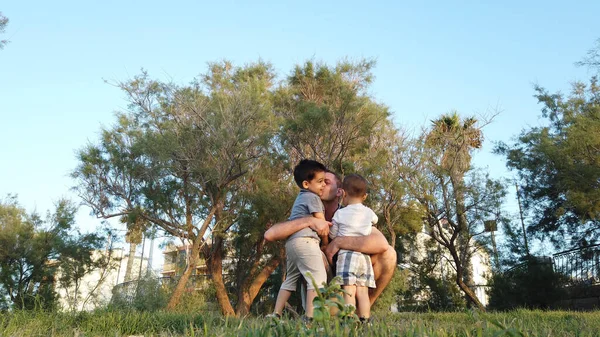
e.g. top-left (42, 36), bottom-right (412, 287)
top-left (371, 268), bottom-right (410, 314)
top-left (110, 276), bottom-right (168, 312)
top-left (306, 273), bottom-right (359, 324)
top-left (399, 274), bottom-right (466, 312)
top-left (169, 282), bottom-right (220, 313)
top-left (488, 257), bottom-right (568, 310)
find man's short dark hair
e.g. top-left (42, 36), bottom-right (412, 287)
top-left (327, 170), bottom-right (342, 188)
top-left (293, 159), bottom-right (327, 188)
top-left (343, 174), bottom-right (368, 198)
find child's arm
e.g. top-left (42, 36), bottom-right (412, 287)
top-left (368, 209), bottom-right (378, 235)
top-left (371, 209), bottom-right (379, 225)
top-left (264, 217), bottom-right (330, 241)
top-left (313, 212), bottom-right (325, 221)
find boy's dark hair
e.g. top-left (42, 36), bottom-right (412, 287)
top-left (293, 159), bottom-right (327, 188)
top-left (343, 174), bottom-right (368, 198)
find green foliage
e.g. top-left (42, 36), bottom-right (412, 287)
top-left (0, 196), bottom-right (46, 309)
top-left (360, 126), bottom-right (425, 248)
top-left (419, 276), bottom-right (466, 311)
top-left (275, 59), bottom-right (391, 174)
top-left (496, 219), bottom-right (529, 268)
top-left (170, 283), bottom-right (219, 314)
top-left (309, 275), bottom-right (357, 323)
top-left (426, 111), bottom-right (483, 177)
top-left (398, 116), bottom-right (507, 309)
top-left (0, 196), bottom-right (108, 311)
top-left (229, 153), bottom-right (294, 309)
top-left (110, 276), bottom-right (224, 314)
top-left (496, 75), bottom-right (600, 247)
top-left (576, 38), bottom-right (600, 72)
top-left (110, 276), bottom-right (169, 312)
top-left (3, 309), bottom-right (600, 336)
top-left (73, 62), bottom-right (280, 313)
top-left (399, 242), bottom-right (467, 312)
top-left (54, 210), bottom-right (117, 311)
top-left (488, 258), bottom-right (568, 310)
top-left (371, 268), bottom-right (410, 314)
top-left (76, 58), bottom-right (414, 315)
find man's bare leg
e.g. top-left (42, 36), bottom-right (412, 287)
top-left (369, 245), bottom-right (397, 305)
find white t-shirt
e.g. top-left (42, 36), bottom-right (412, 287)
top-left (330, 203), bottom-right (378, 239)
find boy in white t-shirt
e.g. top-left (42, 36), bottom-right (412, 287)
top-left (329, 174), bottom-right (377, 322)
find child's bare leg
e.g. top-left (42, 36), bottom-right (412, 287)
top-left (305, 289), bottom-right (318, 318)
top-left (343, 285), bottom-right (357, 308)
top-left (273, 289), bottom-right (292, 315)
top-left (356, 286), bottom-right (370, 318)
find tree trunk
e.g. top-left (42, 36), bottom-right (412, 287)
top-left (452, 175), bottom-right (475, 293)
top-left (124, 242), bottom-right (137, 282)
top-left (166, 206), bottom-right (217, 310)
top-left (166, 234), bottom-right (202, 310)
top-left (449, 247), bottom-right (485, 311)
top-left (457, 276), bottom-right (485, 310)
top-left (206, 236), bottom-right (236, 316)
top-left (235, 257), bottom-right (280, 316)
top-left (385, 206), bottom-right (396, 248)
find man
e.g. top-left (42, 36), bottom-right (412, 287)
top-left (264, 171), bottom-right (397, 305)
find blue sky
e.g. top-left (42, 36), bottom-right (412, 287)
top-left (1, 1), bottom-right (598, 257)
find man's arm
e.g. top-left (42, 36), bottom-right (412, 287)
top-left (264, 216), bottom-right (331, 242)
top-left (312, 212), bottom-right (329, 248)
top-left (325, 227), bottom-right (389, 263)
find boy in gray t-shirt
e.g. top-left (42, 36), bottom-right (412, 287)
top-left (269, 159), bottom-right (328, 322)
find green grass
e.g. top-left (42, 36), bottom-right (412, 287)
top-left (1, 309), bottom-right (599, 336)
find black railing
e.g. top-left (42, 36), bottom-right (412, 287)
top-left (504, 256), bottom-right (553, 276)
top-left (553, 244), bottom-right (600, 286)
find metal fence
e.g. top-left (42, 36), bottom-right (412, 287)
top-left (111, 274), bottom-right (214, 303)
top-left (501, 246), bottom-right (600, 287)
top-left (552, 244), bottom-right (600, 286)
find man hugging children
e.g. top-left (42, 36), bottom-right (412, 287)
top-left (268, 161), bottom-right (377, 325)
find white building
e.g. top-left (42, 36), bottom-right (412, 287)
top-left (400, 223), bottom-right (492, 307)
top-left (55, 248), bottom-right (149, 311)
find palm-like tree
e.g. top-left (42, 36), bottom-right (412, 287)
top-left (426, 112), bottom-right (482, 176)
top-left (425, 111), bottom-right (485, 310)
top-left (123, 221), bottom-right (143, 282)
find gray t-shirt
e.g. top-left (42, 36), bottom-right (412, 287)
top-left (287, 189), bottom-right (324, 241)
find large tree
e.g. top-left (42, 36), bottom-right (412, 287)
top-left (73, 62), bottom-right (277, 315)
top-left (274, 59), bottom-right (391, 174)
top-left (225, 154), bottom-right (294, 315)
top-left (54, 224), bottom-right (119, 312)
top-left (359, 125), bottom-right (424, 248)
top-left (74, 59), bottom-right (414, 315)
top-left (496, 77), bottom-right (600, 247)
top-left (0, 196), bottom-right (107, 310)
top-left (273, 59), bottom-right (422, 244)
top-left (398, 112), bottom-right (505, 310)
